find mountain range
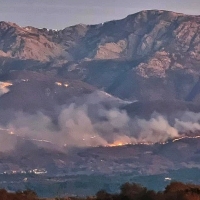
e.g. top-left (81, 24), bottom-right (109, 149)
top-left (0, 9), bottom-right (200, 197)
top-left (0, 10), bottom-right (200, 105)
top-left (0, 10), bottom-right (200, 146)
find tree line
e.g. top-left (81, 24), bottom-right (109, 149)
top-left (0, 181), bottom-right (200, 200)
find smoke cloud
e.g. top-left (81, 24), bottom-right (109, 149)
top-left (0, 81), bottom-right (12, 97)
top-left (175, 112), bottom-right (200, 133)
top-left (136, 115), bottom-right (179, 143)
top-left (0, 93), bottom-right (200, 152)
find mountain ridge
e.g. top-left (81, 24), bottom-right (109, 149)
top-left (0, 10), bottom-right (199, 61)
top-left (0, 9), bottom-right (200, 106)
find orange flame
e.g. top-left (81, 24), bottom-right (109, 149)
top-left (108, 141), bottom-right (125, 147)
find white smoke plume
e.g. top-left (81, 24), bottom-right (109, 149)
top-left (0, 98), bottom-right (200, 152)
top-left (0, 81), bottom-right (12, 97)
top-left (136, 115), bottom-right (179, 143)
top-left (175, 112), bottom-right (200, 132)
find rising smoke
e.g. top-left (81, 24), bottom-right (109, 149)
top-left (0, 82), bottom-right (12, 97)
top-left (0, 92), bottom-right (200, 152)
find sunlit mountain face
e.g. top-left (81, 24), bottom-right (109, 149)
top-left (0, 9), bottom-right (200, 197)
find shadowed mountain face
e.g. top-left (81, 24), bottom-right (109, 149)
top-left (0, 71), bottom-right (96, 112)
top-left (0, 10), bottom-right (199, 103)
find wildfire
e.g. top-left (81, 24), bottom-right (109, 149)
top-left (172, 135), bottom-right (200, 142)
top-left (107, 141), bottom-right (128, 147)
top-left (0, 81), bottom-right (13, 88)
top-left (55, 82), bottom-right (62, 86)
top-left (55, 82), bottom-right (69, 88)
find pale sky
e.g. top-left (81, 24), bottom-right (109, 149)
top-left (0, 0), bottom-right (199, 29)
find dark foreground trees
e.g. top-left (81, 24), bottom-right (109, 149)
top-left (0, 189), bottom-right (38, 200)
top-left (0, 181), bottom-right (200, 200)
top-left (96, 182), bottom-right (200, 200)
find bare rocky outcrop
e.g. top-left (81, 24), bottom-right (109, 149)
top-left (0, 21), bottom-right (64, 62)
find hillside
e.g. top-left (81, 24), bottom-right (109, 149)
top-left (0, 10), bottom-right (199, 103)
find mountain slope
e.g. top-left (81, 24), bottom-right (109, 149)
top-left (0, 10), bottom-right (199, 102)
top-left (0, 10), bottom-right (199, 110)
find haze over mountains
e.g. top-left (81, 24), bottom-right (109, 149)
top-left (0, 10), bottom-right (200, 197)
